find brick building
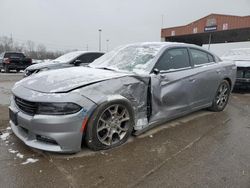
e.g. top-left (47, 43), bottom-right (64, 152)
top-left (161, 14), bottom-right (250, 46)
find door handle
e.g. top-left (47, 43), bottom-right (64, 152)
top-left (159, 74), bottom-right (167, 79)
top-left (189, 78), bottom-right (195, 83)
top-left (216, 69), bottom-right (221, 74)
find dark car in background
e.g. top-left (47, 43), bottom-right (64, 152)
top-left (24, 51), bottom-right (104, 77)
top-left (0, 52), bottom-right (32, 73)
top-left (221, 48), bottom-right (250, 89)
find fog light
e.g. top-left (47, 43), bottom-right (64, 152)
top-left (36, 135), bottom-right (58, 145)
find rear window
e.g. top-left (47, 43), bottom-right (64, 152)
top-left (190, 48), bottom-right (214, 65)
top-left (4, 53), bottom-right (25, 59)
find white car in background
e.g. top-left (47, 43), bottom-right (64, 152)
top-left (221, 48), bottom-right (250, 89)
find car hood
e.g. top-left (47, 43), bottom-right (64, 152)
top-left (14, 67), bottom-right (131, 93)
top-left (26, 61), bottom-right (65, 70)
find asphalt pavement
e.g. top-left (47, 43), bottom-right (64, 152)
top-left (0, 73), bottom-right (250, 188)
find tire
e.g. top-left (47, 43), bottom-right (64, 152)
top-left (209, 80), bottom-right (231, 112)
top-left (16, 69), bottom-right (20, 73)
top-left (4, 65), bottom-right (9, 73)
top-left (85, 100), bottom-right (134, 151)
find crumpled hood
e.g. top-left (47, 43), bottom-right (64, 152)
top-left (14, 67), bottom-right (130, 93)
top-left (26, 61), bottom-right (62, 70)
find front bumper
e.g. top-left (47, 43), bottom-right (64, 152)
top-left (10, 85), bottom-right (97, 153)
top-left (10, 105), bottom-right (84, 153)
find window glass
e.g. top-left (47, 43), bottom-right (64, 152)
top-left (78, 53), bottom-right (103, 63)
top-left (4, 53), bottom-right (25, 59)
top-left (190, 49), bottom-right (211, 65)
top-left (88, 53), bottom-right (103, 62)
top-left (208, 54), bottom-right (214, 62)
top-left (237, 70), bottom-right (244, 78)
top-left (155, 48), bottom-right (190, 71)
top-left (245, 70), bottom-right (250, 78)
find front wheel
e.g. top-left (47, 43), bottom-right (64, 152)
top-left (85, 101), bottom-right (133, 150)
top-left (209, 80), bottom-right (231, 112)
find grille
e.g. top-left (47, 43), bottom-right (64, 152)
top-left (15, 96), bottom-right (37, 115)
top-left (237, 67), bottom-right (250, 78)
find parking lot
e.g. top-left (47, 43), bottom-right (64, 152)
top-left (0, 73), bottom-right (250, 188)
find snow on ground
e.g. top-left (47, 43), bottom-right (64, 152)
top-left (8, 149), bottom-right (18, 153)
top-left (0, 127), bottom-right (39, 165)
top-left (0, 132), bottom-right (10, 141)
top-left (21, 158), bottom-right (39, 165)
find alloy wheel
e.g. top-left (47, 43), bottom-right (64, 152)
top-left (96, 104), bottom-right (130, 146)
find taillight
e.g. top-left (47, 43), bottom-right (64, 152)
top-left (4, 58), bottom-right (10, 64)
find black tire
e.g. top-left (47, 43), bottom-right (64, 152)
top-left (209, 80), bottom-right (231, 112)
top-left (16, 69), bottom-right (20, 73)
top-left (4, 65), bottom-right (9, 73)
top-left (85, 100), bottom-right (134, 151)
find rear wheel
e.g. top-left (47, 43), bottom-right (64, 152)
top-left (85, 101), bottom-right (133, 150)
top-left (209, 80), bottom-right (230, 112)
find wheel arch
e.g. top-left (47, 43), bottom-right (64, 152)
top-left (223, 77), bottom-right (232, 90)
top-left (82, 94), bottom-right (136, 150)
top-left (85, 94), bottom-right (136, 132)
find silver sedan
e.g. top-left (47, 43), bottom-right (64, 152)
top-left (9, 42), bottom-right (236, 153)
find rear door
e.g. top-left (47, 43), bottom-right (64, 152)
top-left (188, 48), bottom-right (221, 108)
top-left (150, 47), bottom-right (195, 123)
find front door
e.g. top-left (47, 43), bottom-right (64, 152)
top-left (150, 47), bottom-right (195, 123)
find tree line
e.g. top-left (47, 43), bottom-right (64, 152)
top-left (0, 36), bottom-right (63, 60)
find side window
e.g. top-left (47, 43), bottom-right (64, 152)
top-left (190, 48), bottom-right (214, 65)
top-left (78, 53), bottom-right (103, 63)
top-left (208, 54), bottom-right (214, 62)
top-left (88, 53), bottom-right (103, 62)
top-left (155, 48), bottom-right (191, 71)
top-left (77, 54), bottom-right (92, 63)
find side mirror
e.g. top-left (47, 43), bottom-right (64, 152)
top-left (74, 59), bottom-right (82, 66)
top-left (153, 68), bottom-right (160, 75)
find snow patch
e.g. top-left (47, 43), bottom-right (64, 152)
top-left (16, 153), bottom-right (24, 159)
top-left (21, 158), bottom-right (39, 165)
top-left (0, 132), bottom-right (10, 141)
top-left (8, 149), bottom-right (18, 154)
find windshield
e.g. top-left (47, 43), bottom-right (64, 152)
top-left (54, 51), bottom-right (85, 63)
top-left (223, 48), bottom-right (250, 57)
top-left (89, 43), bottom-right (165, 74)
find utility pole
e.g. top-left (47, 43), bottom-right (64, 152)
top-left (98, 29), bottom-right (102, 52)
top-left (161, 14), bottom-right (164, 29)
top-left (208, 34), bottom-right (212, 50)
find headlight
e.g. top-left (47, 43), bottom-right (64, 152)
top-left (37, 102), bottom-right (82, 115)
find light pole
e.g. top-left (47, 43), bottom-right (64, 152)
top-left (106, 39), bottom-right (109, 52)
top-left (98, 29), bottom-right (102, 52)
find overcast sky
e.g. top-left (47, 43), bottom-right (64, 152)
top-left (0, 0), bottom-right (250, 53)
